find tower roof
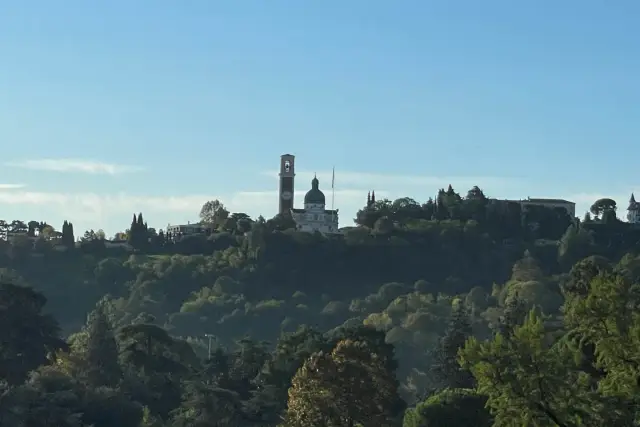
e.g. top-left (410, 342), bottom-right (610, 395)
top-left (629, 193), bottom-right (638, 210)
top-left (304, 175), bottom-right (326, 205)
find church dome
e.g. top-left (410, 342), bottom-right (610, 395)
top-left (304, 176), bottom-right (326, 205)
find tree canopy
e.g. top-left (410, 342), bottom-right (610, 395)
top-left (1, 188), bottom-right (640, 426)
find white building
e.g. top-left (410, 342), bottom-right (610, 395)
top-left (290, 175), bottom-right (340, 234)
top-left (166, 222), bottom-right (210, 240)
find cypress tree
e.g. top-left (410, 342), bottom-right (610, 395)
top-left (67, 222), bottom-right (75, 246)
top-left (128, 214), bottom-right (138, 246)
top-left (128, 213), bottom-right (149, 249)
top-left (61, 220), bottom-right (75, 247)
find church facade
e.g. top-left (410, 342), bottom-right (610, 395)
top-left (291, 175), bottom-right (340, 234)
top-left (277, 154), bottom-right (340, 234)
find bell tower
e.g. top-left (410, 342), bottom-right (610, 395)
top-left (628, 193), bottom-right (639, 224)
top-left (279, 154), bottom-right (295, 214)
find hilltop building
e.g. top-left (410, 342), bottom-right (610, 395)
top-left (519, 198), bottom-right (576, 218)
top-left (488, 197), bottom-right (576, 218)
top-left (165, 222), bottom-right (210, 240)
top-left (628, 193), bottom-right (640, 223)
top-left (291, 175), bottom-right (340, 234)
top-left (277, 154), bottom-right (340, 234)
top-left (278, 154), bottom-right (296, 215)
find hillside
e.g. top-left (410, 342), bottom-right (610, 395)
top-left (1, 187), bottom-right (640, 426)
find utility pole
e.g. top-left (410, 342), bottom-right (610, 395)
top-left (204, 333), bottom-right (215, 360)
top-left (331, 166), bottom-right (336, 228)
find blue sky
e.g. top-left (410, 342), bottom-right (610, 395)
top-left (0, 1), bottom-right (638, 236)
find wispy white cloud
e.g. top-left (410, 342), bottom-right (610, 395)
top-left (0, 189), bottom-right (372, 215)
top-left (262, 170), bottom-right (521, 192)
top-left (0, 188), bottom-right (377, 234)
top-left (6, 159), bottom-right (143, 175)
top-left (0, 184), bottom-right (26, 190)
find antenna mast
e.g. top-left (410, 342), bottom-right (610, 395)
top-left (331, 166), bottom-right (336, 225)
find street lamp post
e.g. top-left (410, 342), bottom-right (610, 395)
top-left (204, 334), bottom-right (215, 360)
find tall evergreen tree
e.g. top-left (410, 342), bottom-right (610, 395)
top-left (128, 213), bottom-right (141, 247)
top-left (61, 220), bottom-right (75, 247)
top-left (67, 221), bottom-right (75, 246)
top-left (127, 213), bottom-right (149, 250)
top-left (84, 306), bottom-right (121, 387)
top-left (130, 214), bottom-right (138, 233)
top-left (430, 304), bottom-right (475, 390)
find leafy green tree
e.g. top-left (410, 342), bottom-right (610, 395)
top-left (403, 388), bottom-right (492, 427)
top-left (284, 339), bottom-right (401, 427)
top-left (561, 256), bottom-right (611, 298)
top-left (0, 368), bottom-right (84, 427)
top-left (558, 223), bottom-right (595, 269)
top-left (564, 273), bottom-right (640, 406)
top-left (200, 200), bottom-right (229, 229)
top-left (171, 381), bottom-right (243, 427)
top-left (460, 310), bottom-right (600, 427)
top-left (27, 220), bottom-right (39, 237)
top-left (590, 198), bottom-right (617, 218)
top-left (498, 294), bottom-right (527, 337)
top-left (118, 323), bottom-right (192, 374)
top-left (251, 326), bottom-right (328, 424)
top-left (0, 365), bottom-right (143, 427)
top-left (374, 216), bottom-right (394, 234)
top-left (0, 281), bottom-right (66, 385)
top-left (84, 306), bottom-right (122, 387)
top-left (511, 250), bottom-right (545, 282)
top-left (117, 322), bottom-right (192, 420)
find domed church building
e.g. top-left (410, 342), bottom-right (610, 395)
top-left (290, 175), bottom-right (340, 234)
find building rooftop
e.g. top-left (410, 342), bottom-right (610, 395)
top-left (524, 198), bottom-right (575, 205)
top-left (292, 208), bottom-right (338, 215)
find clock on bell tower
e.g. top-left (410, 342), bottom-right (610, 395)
top-left (279, 154), bottom-right (295, 214)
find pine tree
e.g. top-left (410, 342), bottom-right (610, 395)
top-left (84, 306), bottom-right (121, 387)
top-left (430, 304), bottom-right (475, 390)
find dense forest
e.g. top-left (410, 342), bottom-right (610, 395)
top-left (1, 185), bottom-right (639, 426)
